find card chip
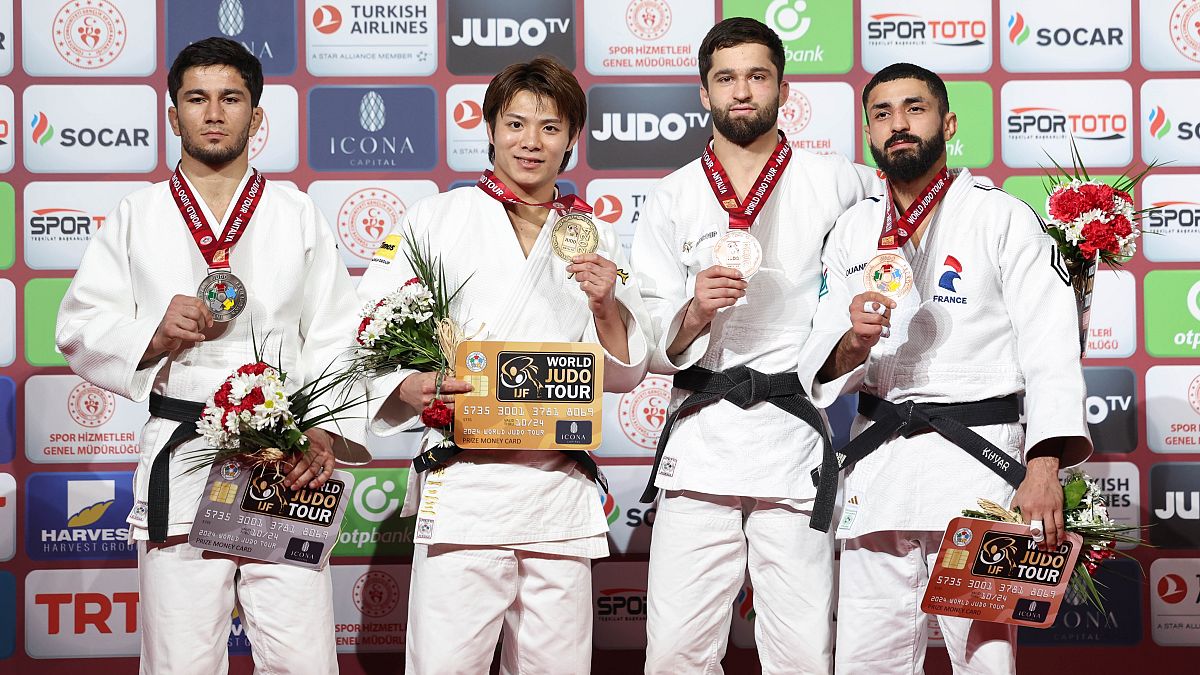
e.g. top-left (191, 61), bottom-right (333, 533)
top-left (942, 548), bottom-right (969, 570)
top-left (464, 375), bottom-right (488, 397)
top-left (210, 482), bottom-right (238, 504)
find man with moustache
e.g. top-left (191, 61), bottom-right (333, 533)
top-left (56, 38), bottom-right (366, 672)
top-left (800, 62), bottom-right (1091, 673)
top-left (631, 17), bottom-right (879, 673)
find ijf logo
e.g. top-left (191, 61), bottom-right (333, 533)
top-left (67, 381), bottom-right (114, 427)
top-left (166, 0), bottom-right (296, 75)
top-left (730, 583), bottom-right (757, 647)
top-left (626, 0), bottom-right (671, 40)
top-left (25, 471), bottom-right (135, 560)
top-left (308, 86), bottom-right (437, 172)
top-left (1000, 3), bottom-right (1130, 72)
top-left (861, 0), bottom-right (992, 73)
top-left (953, 527), bottom-right (973, 547)
top-left (617, 375), bottom-right (670, 451)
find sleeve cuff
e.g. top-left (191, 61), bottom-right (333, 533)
top-left (367, 367), bottom-right (423, 436)
top-left (658, 299), bottom-right (708, 373)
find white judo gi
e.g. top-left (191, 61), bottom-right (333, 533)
top-left (630, 151), bottom-right (879, 674)
top-left (357, 185), bottom-right (651, 674)
top-left (56, 169), bottom-right (368, 674)
top-left (800, 168), bottom-right (1092, 674)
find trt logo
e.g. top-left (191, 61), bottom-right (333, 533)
top-left (25, 568), bottom-right (142, 657)
top-left (1150, 463), bottom-right (1200, 548)
top-left (447, 0), bottom-right (575, 74)
top-left (587, 85), bottom-right (710, 169)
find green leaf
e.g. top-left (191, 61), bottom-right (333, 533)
top-left (1063, 477), bottom-right (1087, 510)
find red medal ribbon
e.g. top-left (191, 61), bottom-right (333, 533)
top-left (476, 170), bottom-right (592, 215)
top-left (879, 166), bottom-right (952, 250)
top-left (701, 131), bottom-right (792, 230)
top-left (169, 166), bottom-right (266, 269)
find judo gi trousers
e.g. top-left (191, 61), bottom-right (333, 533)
top-left (645, 490), bottom-right (835, 674)
top-left (836, 530), bottom-right (1016, 675)
top-left (405, 543), bottom-right (593, 674)
top-left (138, 539), bottom-right (337, 675)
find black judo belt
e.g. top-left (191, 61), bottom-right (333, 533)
top-left (411, 438), bottom-right (608, 493)
top-left (146, 393), bottom-right (207, 542)
top-left (809, 392), bottom-right (1025, 533)
top-left (638, 365), bottom-right (838, 530)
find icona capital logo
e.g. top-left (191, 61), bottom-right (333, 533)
top-left (30, 113), bottom-right (54, 145)
top-left (1008, 12), bottom-right (1030, 45)
top-left (218, 0), bottom-right (246, 36)
top-left (1150, 105), bottom-right (1173, 140)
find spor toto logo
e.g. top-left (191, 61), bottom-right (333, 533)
top-left (1172, 0), bottom-right (1200, 61)
top-left (352, 571), bottom-right (401, 617)
top-left (625, 0), bottom-right (671, 41)
top-left (1158, 573), bottom-right (1189, 604)
top-left (767, 0), bottom-right (812, 41)
top-left (313, 5), bottom-right (343, 34)
top-left (338, 189), bottom-right (405, 261)
top-left (1007, 107), bottom-right (1127, 141)
top-left (618, 376), bottom-right (670, 450)
top-left (67, 381), bottom-right (115, 428)
top-left (779, 90), bottom-right (812, 136)
top-left (53, 0), bottom-right (127, 69)
top-left (593, 195), bottom-right (622, 223)
top-left (453, 100), bottom-right (483, 130)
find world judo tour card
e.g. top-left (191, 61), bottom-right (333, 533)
top-left (190, 460), bottom-right (355, 570)
top-left (922, 517), bottom-right (1083, 628)
top-left (454, 341), bottom-right (604, 451)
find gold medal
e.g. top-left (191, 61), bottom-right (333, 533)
top-left (551, 213), bottom-right (599, 261)
top-left (712, 230), bottom-right (763, 279)
top-left (863, 253), bottom-right (914, 299)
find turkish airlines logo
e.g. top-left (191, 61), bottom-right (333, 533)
top-left (1158, 573), bottom-right (1190, 604)
top-left (593, 195), bottom-right (623, 223)
top-left (313, 5), bottom-right (343, 35)
top-left (453, 100), bottom-right (483, 130)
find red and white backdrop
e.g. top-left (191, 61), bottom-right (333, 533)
top-left (0, 0), bottom-right (1197, 672)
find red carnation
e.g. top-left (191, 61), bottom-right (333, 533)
top-left (356, 316), bottom-right (372, 344)
top-left (1079, 220), bottom-right (1119, 259)
top-left (241, 388), bottom-right (265, 411)
top-left (420, 399), bottom-right (454, 429)
top-left (404, 277), bottom-right (422, 287)
top-left (1048, 188), bottom-right (1089, 223)
top-left (237, 362), bottom-right (270, 376)
top-left (1114, 189), bottom-right (1133, 206)
top-left (1110, 214), bottom-right (1133, 238)
top-left (1093, 183), bottom-right (1116, 209)
top-left (214, 381), bottom-right (233, 408)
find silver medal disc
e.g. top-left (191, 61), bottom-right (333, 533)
top-left (197, 270), bottom-right (248, 322)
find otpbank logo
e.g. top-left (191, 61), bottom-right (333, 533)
top-left (1144, 271), bottom-right (1200, 356)
top-left (723, 0), bottom-right (853, 74)
top-left (25, 471), bottom-right (135, 560)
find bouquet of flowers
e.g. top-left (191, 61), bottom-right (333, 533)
top-left (351, 227), bottom-right (470, 434)
top-left (963, 469), bottom-right (1143, 612)
top-left (1041, 140), bottom-right (1158, 353)
top-left (188, 352), bottom-right (364, 472)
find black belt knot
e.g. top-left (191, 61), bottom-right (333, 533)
top-left (146, 393), bottom-right (207, 542)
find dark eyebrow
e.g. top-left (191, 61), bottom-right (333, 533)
top-left (711, 66), bottom-right (773, 78)
top-left (182, 88), bottom-right (247, 99)
top-left (871, 96), bottom-right (928, 111)
top-left (503, 111), bottom-right (563, 125)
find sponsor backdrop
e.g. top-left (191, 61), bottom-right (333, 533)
top-left (0, 0), bottom-right (1196, 671)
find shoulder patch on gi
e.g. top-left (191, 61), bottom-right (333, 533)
top-left (818, 267), bottom-right (829, 298)
top-left (373, 234), bottom-right (403, 262)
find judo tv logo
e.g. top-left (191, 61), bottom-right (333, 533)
top-left (447, 0), bottom-right (575, 74)
top-left (25, 472), bottom-right (135, 560)
top-left (308, 87), bottom-right (437, 172)
top-left (166, 0), bottom-right (296, 75)
top-left (1150, 463), bottom-right (1200, 548)
top-left (1083, 367), bottom-right (1137, 453)
top-left (496, 352), bottom-right (597, 402)
top-left (587, 85), bottom-right (710, 169)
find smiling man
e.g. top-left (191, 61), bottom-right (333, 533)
top-left (630, 17), bottom-right (880, 674)
top-left (56, 37), bottom-right (367, 673)
top-left (801, 62), bottom-right (1092, 674)
top-left (356, 57), bottom-right (650, 673)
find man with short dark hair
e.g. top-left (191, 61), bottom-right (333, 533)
top-left (357, 57), bottom-right (650, 673)
top-left (56, 37), bottom-right (367, 672)
top-left (631, 17), bottom-right (879, 673)
top-left (801, 62), bottom-right (1092, 674)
